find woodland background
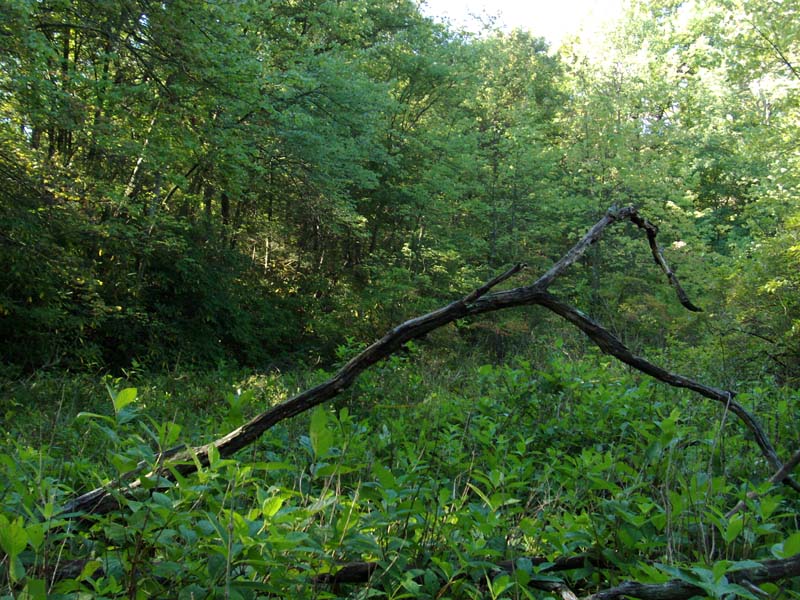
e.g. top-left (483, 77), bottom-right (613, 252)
top-left (1, 0), bottom-right (799, 598)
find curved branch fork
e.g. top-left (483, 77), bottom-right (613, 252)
top-left (61, 205), bottom-right (798, 517)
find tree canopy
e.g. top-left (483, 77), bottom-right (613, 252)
top-left (2, 0), bottom-right (797, 379)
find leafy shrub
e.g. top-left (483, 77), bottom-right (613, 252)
top-left (2, 355), bottom-right (799, 598)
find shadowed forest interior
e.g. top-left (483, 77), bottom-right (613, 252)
top-left (1, 0), bottom-right (799, 598)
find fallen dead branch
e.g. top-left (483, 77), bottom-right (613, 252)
top-left (311, 552), bottom-right (800, 600)
top-left (586, 553), bottom-right (800, 600)
top-left (726, 445), bottom-right (800, 518)
top-left (312, 553), bottom-right (601, 586)
top-left (62, 205), bottom-right (799, 519)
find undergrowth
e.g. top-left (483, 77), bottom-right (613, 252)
top-left (1, 347), bottom-right (799, 599)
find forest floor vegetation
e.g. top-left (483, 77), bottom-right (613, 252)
top-left (1, 343), bottom-right (799, 599)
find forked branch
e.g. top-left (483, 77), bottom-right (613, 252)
top-left (62, 205), bottom-right (798, 517)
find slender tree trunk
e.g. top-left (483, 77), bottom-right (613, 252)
top-left (204, 184), bottom-right (214, 222)
top-left (125, 108), bottom-right (160, 200)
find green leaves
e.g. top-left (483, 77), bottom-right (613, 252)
top-left (111, 386), bottom-right (138, 415)
top-left (0, 514), bottom-right (27, 582)
top-left (656, 562), bottom-right (765, 600)
top-left (309, 406), bottom-right (334, 459)
top-left (3, 351), bottom-right (800, 598)
top-left (3, 0), bottom-right (800, 596)
top-left (772, 531), bottom-right (800, 558)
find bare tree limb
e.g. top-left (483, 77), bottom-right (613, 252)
top-left (309, 553), bottom-right (800, 600)
top-left (312, 554), bottom-right (600, 586)
top-left (584, 553), bottom-right (800, 600)
top-left (512, 291), bottom-right (798, 492)
top-left (727, 446), bottom-right (800, 517)
top-left (626, 210), bottom-right (702, 312)
top-left (61, 206), bottom-right (798, 517)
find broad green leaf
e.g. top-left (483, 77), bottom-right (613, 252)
top-left (10, 555), bottom-right (26, 583)
top-left (775, 532), bottom-right (800, 558)
top-left (313, 463), bottom-right (338, 477)
top-left (152, 492), bottom-right (173, 508)
top-left (784, 532), bottom-right (800, 556)
top-left (79, 560), bottom-right (103, 580)
top-left (0, 514), bottom-right (27, 558)
top-left (116, 406), bottom-right (139, 425)
top-left (373, 463), bottom-right (396, 489)
top-left (207, 553), bottom-right (226, 579)
top-left (726, 560), bottom-right (763, 571)
top-left (712, 560), bottom-right (732, 581)
top-left (207, 445), bottom-right (220, 470)
top-left (309, 407), bottom-right (334, 458)
top-left (724, 515), bottom-right (744, 543)
top-left (20, 578), bottom-right (47, 600)
top-left (262, 495), bottom-right (285, 518)
top-left (25, 522), bottom-right (44, 551)
top-left (112, 387), bottom-right (138, 413)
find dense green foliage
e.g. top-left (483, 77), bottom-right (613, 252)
top-left (2, 354), bottom-right (799, 598)
top-left (1, 0), bottom-right (799, 597)
top-left (1, 0), bottom-right (798, 377)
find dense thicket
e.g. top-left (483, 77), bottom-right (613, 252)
top-left (1, 1), bottom-right (800, 597)
top-left (1, 0), bottom-right (797, 379)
